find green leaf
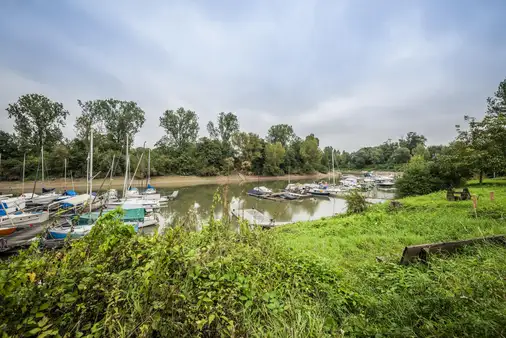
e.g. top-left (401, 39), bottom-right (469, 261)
top-left (39, 303), bottom-right (50, 311)
top-left (38, 316), bottom-right (49, 327)
top-left (208, 314), bottom-right (215, 324)
top-left (27, 327), bottom-right (41, 336)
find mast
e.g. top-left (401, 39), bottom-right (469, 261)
top-left (89, 128), bottom-right (93, 213)
top-left (123, 134), bottom-right (129, 198)
top-left (64, 158), bottom-right (67, 190)
top-left (332, 148), bottom-right (335, 185)
top-left (41, 146), bottom-right (44, 185)
top-left (21, 153), bottom-right (26, 195)
top-left (110, 154), bottom-right (115, 181)
top-left (147, 148), bottom-right (151, 187)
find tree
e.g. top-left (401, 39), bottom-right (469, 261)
top-left (266, 124), bottom-right (295, 147)
top-left (299, 134), bottom-right (322, 172)
top-left (196, 137), bottom-right (223, 176)
top-left (0, 131), bottom-right (19, 159)
top-left (264, 142), bottom-right (285, 175)
top-left (399, 132), bottom-right (427, 154)
top-left (159, 107), bottom-right (199, 150)
top-left (413, 144), bottom-right (430, 160)
top-left (206, 112), bottom-right (239, 144)
top-left (389, 147), bottom-right (411, 164)
top-left (74, 100), bottom-right (106, 141)
top-left (231, 132), bottom-right (265, 173)
top-left (6, 93), bottom-right (69, 152)
top-left (97, 99), bottom-right (146, 147)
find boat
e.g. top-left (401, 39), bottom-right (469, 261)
top-left (376, 179), bottom-right (395, 188)
top-left (0, 226), bottom-right (16, 236)
top-left (309, 188), bottom-right (330, 196)
top-left (145, 184), bottom-right (156, 195)
top-left (247, 186), bottom-right (273, 196)
top-left (0, 211), bottom-right (50, 229)
top-left (144, 149), bottom-right (156, 195)
top-left (0, 196), bottom-right (26, 215)
top-left (48, 224), bottom-right (94, 239)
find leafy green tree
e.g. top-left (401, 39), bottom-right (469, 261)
top-left (389, 147), bottom-right (411, 164)
top-left (158, 107), bottom-right (199, 150)
top-left (74, 100), bottom-right (106, 141)
top-left (98, 99), bottom-right (145, 147)
top-left (264, 142), bottom-right (286, 175)
top-left (0, 131), bottom-right (19, 159)
top-left (299, 134), bottom-right (322, 172)
top-left (413, 144), bottom-right (430, 160)
top-left (6, 93), bottom-right (69, 152)
top-left (266, 124), bottom-right (295, 147)
top-left (399, 132), bottom-right (427, 154)
top-left (207, 112), bottom-right (239, 144)
top-left (231, 132), bottom-right (265, 173)
top-left (196, 137), bottom-right (223, 176)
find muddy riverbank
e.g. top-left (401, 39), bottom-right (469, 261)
top-left (0, 172), bottom-right (330, 193)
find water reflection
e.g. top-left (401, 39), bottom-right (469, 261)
top-left (158, 180), bottom-right (395, 224)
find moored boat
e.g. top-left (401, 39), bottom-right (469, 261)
top-left (0, 226), bottom-right (16, 236)
top-left (0, 211), bottom-right (50, 229)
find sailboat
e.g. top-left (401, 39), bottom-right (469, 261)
top-left (1, 152), bottom-right (50, 229)
top-left (23, 146), bottom-right (61, 206)
top-left (144, 148), bottom-right (156, 195)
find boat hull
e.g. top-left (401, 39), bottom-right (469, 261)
top-left (0, 212), bottom-right (50, 229)
top-left (0, 227), bottom-right (16, 236)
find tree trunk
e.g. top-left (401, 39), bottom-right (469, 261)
top-left (479, 170), bottom-right (483, 184)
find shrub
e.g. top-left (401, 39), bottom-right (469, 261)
top-left (344, 189), bottom-right (368, 214)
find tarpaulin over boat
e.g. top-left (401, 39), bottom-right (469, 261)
top-left (75, 208), bottom-right (145, 226)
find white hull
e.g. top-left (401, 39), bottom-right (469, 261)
top-left (27, 193), bottom-right (62, 205)
top-left (0, 211), bottom-right (50, 229)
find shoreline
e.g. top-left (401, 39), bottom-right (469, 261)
top-left (0, 172), bottom-right (329, 193)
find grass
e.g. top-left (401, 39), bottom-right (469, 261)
top-left (274, 180), bottom-right (506, 336)
top-left (1, 182), bottom-right (506, 337)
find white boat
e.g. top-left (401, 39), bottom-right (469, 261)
top-left (0, 211), bottom-right (50, 229)
top-left (0, 196), bottom-right (26, 215)
top-left (25, 191), bottom-right (61, 206)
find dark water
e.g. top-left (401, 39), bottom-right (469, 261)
top-left (157, 180), bottom-right (395, 224)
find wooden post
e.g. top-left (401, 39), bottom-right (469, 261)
top-left (490, 191), bottom-right (495, 201)
top-left (472, 195), bottom-right (478, 218)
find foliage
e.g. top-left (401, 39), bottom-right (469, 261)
top-left (399, 131), bottom-right (427, 154)
top-left (158, 107), bottom-right (199, 150)
top-left (0, 208), bottom-right (350, 337)
top-left (6, 94), bottom-right (69, 153)
top-left (263, 142), bottom-right (285, 175)
top-left (389, 146), bottom-right (411, 164)
top-left (266, 124), bottom-right (295, 147)
top-left (344, 189), bottom-right (368, 214)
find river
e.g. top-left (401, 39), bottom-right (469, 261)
top-left (157, 180), bottom-right (395, 225)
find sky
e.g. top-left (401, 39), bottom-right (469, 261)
top-left (1, 0), bottom-right (506, 151)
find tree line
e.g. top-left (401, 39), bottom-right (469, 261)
top-left (1, 77), bottom-right (505, 185)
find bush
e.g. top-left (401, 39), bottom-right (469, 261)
top-left (0, 210), bottom-right (352, 337)
top-left (344, 189), bottom-right (368, 214)
top-left (395, 155), bottom-right (470, 198)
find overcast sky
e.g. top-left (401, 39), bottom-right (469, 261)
top-left (1, 0), bottom-right (506, 151)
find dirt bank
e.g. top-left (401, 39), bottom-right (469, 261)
top-left (0, 173), bottom-right (329, 193)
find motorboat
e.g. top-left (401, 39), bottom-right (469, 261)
top-left (247, 186), bottom-right (273, 196)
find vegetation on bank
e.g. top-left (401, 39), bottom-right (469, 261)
top-left (2, 182), bottom-right (506, 337)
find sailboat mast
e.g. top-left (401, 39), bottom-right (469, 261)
top-left (64, 158), bottom-right (67, 190)
top-left (147, 148), bottom-right (151, 187)
top-left (123, 134), bottom-right (129, 198)
top-left (332, 148), bottom-right (335, 185)
top-left (110, 154), bottom-right (115, 181)
top-left (22, 153), bottom-right (26, 195)
top-left (89, 128), bottom-right (93, 213)
top-left (41, 146), bottom-right (44, 184)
